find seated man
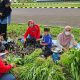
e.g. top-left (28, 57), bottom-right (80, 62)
top-left (40, 28), bottom-right (53, 58)
top-left (24, 20), bottom-right (41, 47)
top-left (0, 53), bottom-right (16, 80)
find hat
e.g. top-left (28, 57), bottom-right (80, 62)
top-left (28, 20), bottom-right (35, 25)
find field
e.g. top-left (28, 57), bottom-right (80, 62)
top-left (6, 24), bottom-right (80, 80)
top-left (12, 2), bottom-right (80, 8)
top-left (8, 24), bottom-right (80, 41)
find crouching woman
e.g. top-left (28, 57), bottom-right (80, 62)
top-left (57, 26), bottom-right (75, 51)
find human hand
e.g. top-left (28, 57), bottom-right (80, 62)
top-left (73, 41), bottom-right (78, 46)
top-left (36, 39), bottom-right (40, 41)
top-left (40, 42), bottom-right (43, 45)
top-left (5, 50), bottom-right (9, 54)
top-left (0, 13), bottom-right (2, 16)
top-left (24, 38), bottom-right (26, 42)
top-left (63, 48), bottom-right (67, 51)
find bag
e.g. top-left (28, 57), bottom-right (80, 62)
top-left (52, 52), bottom-right (60, 62)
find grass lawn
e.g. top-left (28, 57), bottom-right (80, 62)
top-left (12, 2), bottom-right (80, 8)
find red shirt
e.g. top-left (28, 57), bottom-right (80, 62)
top-left (24, 25), bottom-right (40, 39)
top-left (0, 59), bottom-right (12, 78)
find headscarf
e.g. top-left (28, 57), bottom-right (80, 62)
top-left (59, 26), bottom-right (73, 46)
top-left (28, 20), bottom-right (35, 26)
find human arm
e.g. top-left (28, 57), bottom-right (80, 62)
top-left (69, 34), bottom-right (76, 49)
top-left (57, 34), bottom-right (63, 49)
top-left (24, 27), bottom-right (30, 41)
top-left (0, 60), bottom-right (12, 73)
top-left (40, 36), bottom-right (51, 46)
top-left (36, 25), bottom-right (40, 41)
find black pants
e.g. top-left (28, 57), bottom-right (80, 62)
top-left (41, 46), bottom-right (53, 58)
top-left (27, 38), bottom-right (36, 45)
top-left (24, 38), bottom-right (40, 48)
top-left (0, 24), bottom-right (7, 40)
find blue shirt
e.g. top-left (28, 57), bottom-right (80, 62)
top-left (42, 34), bottom-right (52, 49)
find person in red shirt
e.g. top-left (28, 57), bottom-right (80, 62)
top-left (0, 53), bottom-right (16, 80)
top-left (24, 20), bottom-right (41, 47)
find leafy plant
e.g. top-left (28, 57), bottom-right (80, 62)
top-left (7, 24), bottom-right (80, 80)
top-left (60, 49), bottom-right (80, 80)
top-left (9, 50), bottom-right (66, 80)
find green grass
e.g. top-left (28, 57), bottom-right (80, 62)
top-left (12, 2), bottom-right (80, 8)
top-left (8, 24), bottom-right (80, 42)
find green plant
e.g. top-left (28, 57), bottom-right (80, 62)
top-left (60, 49), bottom-right (80, 80)
top-left (7, 24), bottom-right (80, 80)
top-left (6, 54), bottom-right (24, 66)
top-left (9, 50), bottom-right (65, 80)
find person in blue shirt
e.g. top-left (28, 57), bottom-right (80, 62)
top-left (0, 0), bottom-right (12, 41)
top-left (40, 28), bottom-right (53, 58)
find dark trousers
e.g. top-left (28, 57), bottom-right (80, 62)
top-left (24, 38), bottom-right (40, 48)
top-left (41, 46), bottom-right (53, 58)
top-left (0, 24), bottom-right (7, 40)
top-left (27, 38), bottom-right (36, 45)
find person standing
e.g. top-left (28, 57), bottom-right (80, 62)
top-left (0, 0), bottom-right (12, 41)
